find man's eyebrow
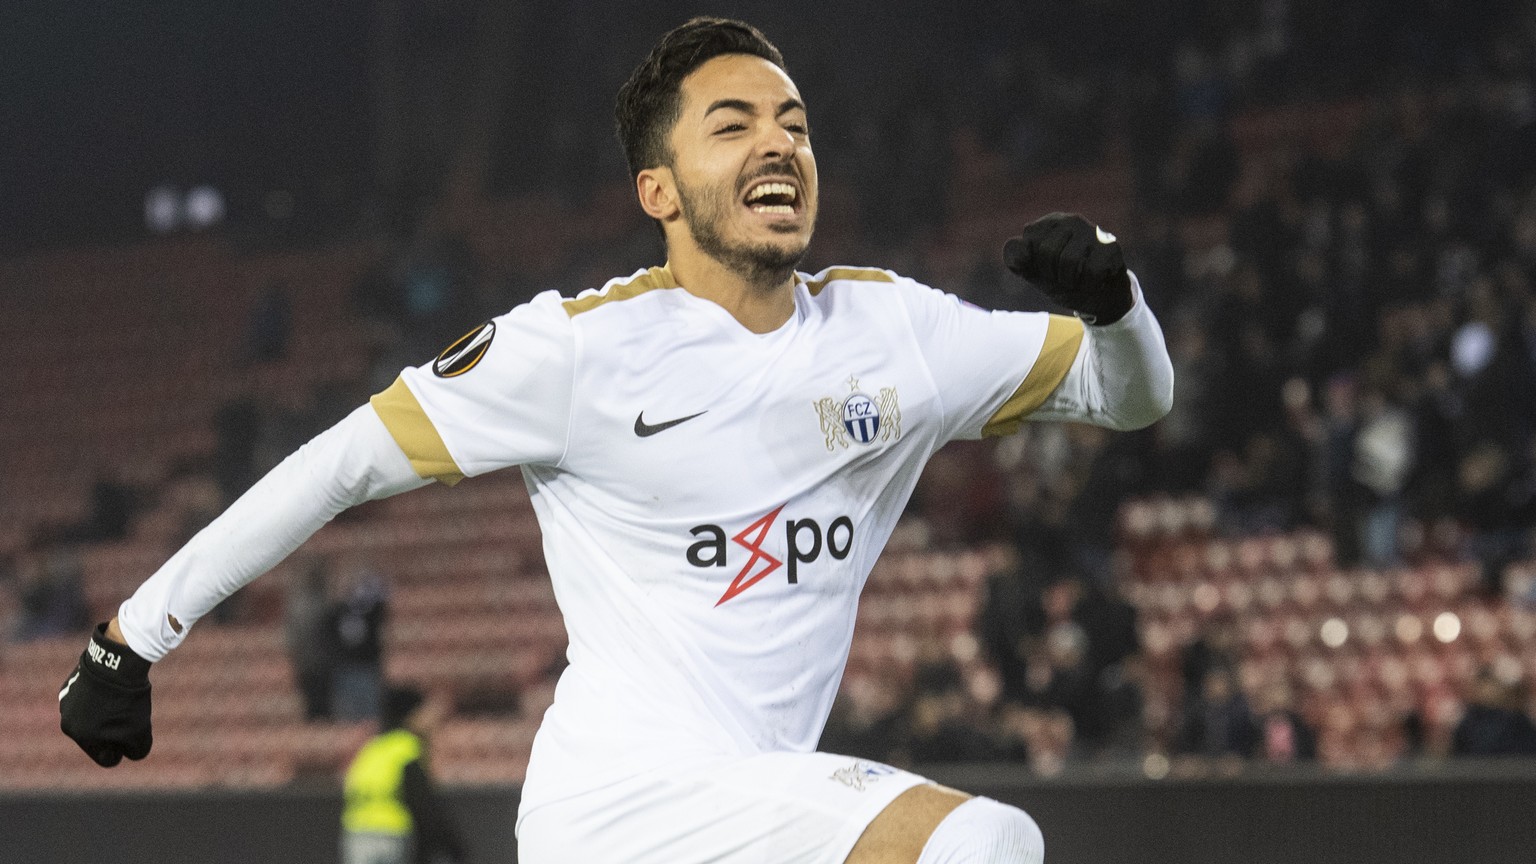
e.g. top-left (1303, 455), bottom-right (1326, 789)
top-left (702, 98), bottom-right (808, 118)
top-left (703, 98), bottom-right (755, 118)
top-left (777, 98), bottom-right (806, 117)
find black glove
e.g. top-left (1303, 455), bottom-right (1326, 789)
top-left (1003, 212), bottom-right (1134, 325)
top-left (59, 623), bottom-right (154, 767)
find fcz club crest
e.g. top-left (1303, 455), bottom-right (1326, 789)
top-left (815, 375), bottom-right (901, 451)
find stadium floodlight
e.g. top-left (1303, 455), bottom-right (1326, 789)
top-left (144, 185), bottom-right (180, 233)
top-left (185, 186), bottom-right (226, 229)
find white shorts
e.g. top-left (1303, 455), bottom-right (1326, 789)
top-left (516, 751), bottom-right (930, 864)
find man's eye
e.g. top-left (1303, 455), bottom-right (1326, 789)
top-left (786, 124), bottom-right (809, 135)
top-left (716, 124), bottom-right (746, 134)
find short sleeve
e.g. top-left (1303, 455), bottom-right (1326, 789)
top-left (895, 280), bottom-right (1084, 442)
top-left (370, 290), bottom-right (574, 483)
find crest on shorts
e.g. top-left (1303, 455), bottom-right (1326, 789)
top-left (815, 376), bottom-right (901, 451)
top-left (829, 759), bottom-right (898, 791)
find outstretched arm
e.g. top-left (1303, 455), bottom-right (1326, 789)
top-left (1004, 212), bottom-right (1173, 430)
top-left (1026, 275), bottom-right (1173, 431)
top-left (65, 292), bottom-right (574, 766)
top-left (61, 404), bottom-right (429, 767)
top-left (114, 403), bottom-right (429, 660)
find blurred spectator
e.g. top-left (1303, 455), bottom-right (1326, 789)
top-left (1094, 654), bottom-right (1149, 758)
top-left (1177, 666), bottom-right (1259, 759)
top-left (79, 473), bottom-right (140, 543)
top-left (31, 464), bottom-right (150, 548)
top-left (1316, 375), bottom-right (1366, 566)
top-left (1018, 621), bottom-right (1094, 739)
top-left (1457, 438), bottom-right (1536, 567)
top-left (976, 559), bottom-right (1046, 704)
top-left (980, 569), bottom-right (1144, 758)
top-left (1208, 429), bottom-right (1308, 534)
top-left (331, 567), bottom-right (390, 722)
top-left (819, 672), bottom-right (908, 766)
top-left (1155, 312), bottom-right (1220, 492)
top-left (1180, 616), bottom-right (1240, 700)
top-left (1061, 426), bottom-right (1151, 579)
top-left (13, 549), bottom-right (90, 642)
top-left (1452, 666), bottom-right (1536, 757)
top-left (1352, 387), bottom-right (1415, 566)
top-left (994, 702), bottom-right (1074, 777)
top-left (1073, 579), bottom-right (1143, 749)
top-left (244, 280), bottom-right (292, 364)
top-left (285, 557), bottom-right (337, 722)
top-left (904, 657), bottom-right (1004, 765)
top-left (1251, 682), bottom-right (1317, 764)
top-left (1076, 578), bottom-right (1139, 679)
top-left (354, 230), bottom-right (480, 363)
top-left (212, 399), bottom-right (262, 508)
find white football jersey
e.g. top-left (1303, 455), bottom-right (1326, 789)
top-left (370, 264), bottom-right (1083, 821)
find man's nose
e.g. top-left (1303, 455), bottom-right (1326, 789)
top-left (754, 123), bottom-right (796, 161)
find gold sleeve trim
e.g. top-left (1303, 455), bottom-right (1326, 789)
top-left (369, 377), bottom-right (465, 486)
top-left (981, 314), bottom-right (1085, 438)
top-left (563, 265), bottom-right (678, 317)
top-left (802, 267), bottom-right (894, 296)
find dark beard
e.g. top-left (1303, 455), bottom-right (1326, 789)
top-left (675, 175), bottom-right (808, 291)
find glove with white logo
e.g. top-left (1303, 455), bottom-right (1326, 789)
top-left (1003, 212), bottom-right (1134, 325)
top-left (59, 623), bottom-right (154, 767)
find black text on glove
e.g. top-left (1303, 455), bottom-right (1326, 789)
top-left (1003, 212), bottom-right (1134, 325)
top-left (59, 623), bottom-right (154, 767)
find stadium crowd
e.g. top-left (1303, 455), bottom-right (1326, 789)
top-left (4, 0), bottom-right (1536, 782)
top-left (814, 0), bottom-right (1536, 772)
top-left (820, 0), bottom-right (1536, 771)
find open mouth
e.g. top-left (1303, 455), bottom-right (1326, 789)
top-left (742, 178), bottom-right (801, 216)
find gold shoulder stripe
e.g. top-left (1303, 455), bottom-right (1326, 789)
top-left (370, 377), bottom-right (465, 486)
top-left (563, 265), bottom-right (678, 317)
top-left (803, 267), bottom-right (894, 296)
top-left (981, 314), bottom-right (1085, 438)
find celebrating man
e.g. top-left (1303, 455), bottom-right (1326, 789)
top-left (61, 17), bottom-right (1172, 863)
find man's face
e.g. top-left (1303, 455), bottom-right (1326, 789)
top-left (664, 53), bottom-right (818, 282)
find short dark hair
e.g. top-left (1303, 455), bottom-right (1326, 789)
top-left (381, 685), bottom-right (424, 730)
top-left (615, 17), bottom-right (786, 179)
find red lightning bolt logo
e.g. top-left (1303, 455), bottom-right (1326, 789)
top-left (715, 503), bottom-right (786, 606)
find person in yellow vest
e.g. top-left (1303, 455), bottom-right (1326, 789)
top-left (342, 686), bottom-right (467, 864)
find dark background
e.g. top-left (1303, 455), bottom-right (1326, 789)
top-left (5, 0), bottom-right (1518, 252)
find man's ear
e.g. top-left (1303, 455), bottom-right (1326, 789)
top-left (637, 166), bottom-right (680, 222)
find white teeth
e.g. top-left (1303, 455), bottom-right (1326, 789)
top-left (745, 182), bottom-right (797, 203)
top-left (752, 204), bottom-right (795, 214)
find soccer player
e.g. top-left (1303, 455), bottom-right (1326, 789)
top-left (60, 17), bottom-right (1173, 863)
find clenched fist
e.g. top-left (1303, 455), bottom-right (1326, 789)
top-left (1004, 212), bottom-right (1134, 325)
top-left (59, 623), bottom-right (154, 767)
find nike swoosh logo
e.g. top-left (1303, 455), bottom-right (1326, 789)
top-left (59, 671), bottom-right (80, 702)
top-left (634, 410), bottom-right (708, 437)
